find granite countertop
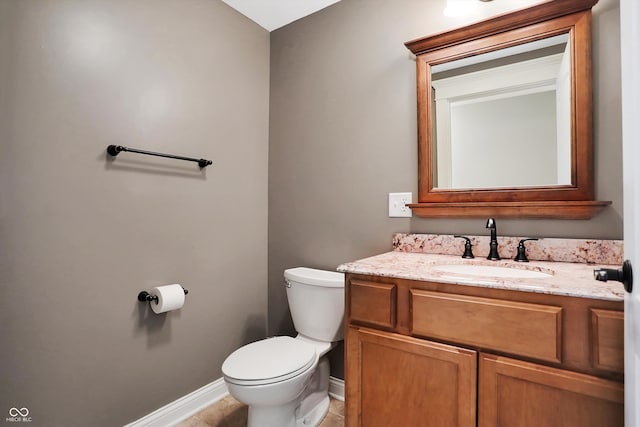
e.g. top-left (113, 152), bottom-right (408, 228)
top-left (337, 251), bottom-right (625, 302)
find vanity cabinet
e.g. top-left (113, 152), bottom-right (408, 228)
top-left (344, 274), bottom-right (624, 427)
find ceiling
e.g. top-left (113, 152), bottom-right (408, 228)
top-left (221, 0), bottom-right (619, 34)
top-left (220, 0), bottom-right (343, 32)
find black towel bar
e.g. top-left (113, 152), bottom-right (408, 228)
top-left (107, 145), bottom-right (213, 168)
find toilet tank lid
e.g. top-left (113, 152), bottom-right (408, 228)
top-left (284, 267), bottom-right (344, 288)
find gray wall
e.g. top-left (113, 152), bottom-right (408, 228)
top-left (268, 0), bottom-right (622, 378)
top-left (0, 1), bottom-right (269, 425)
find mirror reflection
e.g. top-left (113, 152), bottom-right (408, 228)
top-left (430, 33), bottom-right (571, 190)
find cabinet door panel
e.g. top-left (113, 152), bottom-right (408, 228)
top-left (346, 327), bottom-right (476, 427)
top-left (479, 353), bottom-right (624, 427)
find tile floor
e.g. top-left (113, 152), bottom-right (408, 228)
top-left (175, 395), bottom-right (344, 427)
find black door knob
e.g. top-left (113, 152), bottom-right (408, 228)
top-left (594, 259), bottom-right (633, 293)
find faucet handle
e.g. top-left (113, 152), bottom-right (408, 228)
top-left (514, 238), bottom-right (539, 262)
top-left (454, 235), bottom-right (475, 259)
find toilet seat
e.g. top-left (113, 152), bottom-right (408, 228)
top-left (222, 336), bottom-right (317, 386)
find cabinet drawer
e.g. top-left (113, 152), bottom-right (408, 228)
top-left (411, 290), bottom-right (562, 363)
top-left (349, 280), bottom-right (397, 329)
top-left (591, 309), bottom-right (624, 373)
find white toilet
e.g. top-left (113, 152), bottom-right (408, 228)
top-left (221, 267), bottom-right (345, 427)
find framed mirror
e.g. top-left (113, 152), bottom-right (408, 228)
top-left (405, 0), bottom-right (610, 218)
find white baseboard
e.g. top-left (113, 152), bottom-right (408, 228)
top-left (125, 376), bottom-right (345, 427)
top-left (124, 378), bottom-right (229, 427)
top-left (328, 376), bottom-right (345, 401)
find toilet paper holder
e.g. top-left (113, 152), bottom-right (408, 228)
top-left (137, 287), bottom-right (189, 304)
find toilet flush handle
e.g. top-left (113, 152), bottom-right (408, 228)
top-left (284, 279), bottom-right (292, 288)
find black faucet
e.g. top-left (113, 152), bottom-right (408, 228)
top-left (485, 218), bottom-right (500, 260)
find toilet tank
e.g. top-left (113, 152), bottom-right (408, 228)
top-left (284, 267), bottom-right (345, 342)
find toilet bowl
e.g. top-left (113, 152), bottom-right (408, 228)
top-left (222, 267), bottom-right (344, 427)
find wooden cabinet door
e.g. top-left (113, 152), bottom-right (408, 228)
top-left (479, 353), bottom-right (624, 427)
top-left (346, 327), bottom-right (477, 427)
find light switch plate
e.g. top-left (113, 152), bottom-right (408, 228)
top-left (388, 192), bottom-right (413, 217)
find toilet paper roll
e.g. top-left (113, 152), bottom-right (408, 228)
top-left (150, 284), bottom-right (185, 314)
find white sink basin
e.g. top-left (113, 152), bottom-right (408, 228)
top-left (432, 264), bottom-right (552, 279)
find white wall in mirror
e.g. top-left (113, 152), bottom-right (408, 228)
top-left (448, 91), bottom-right (557, 188)
top-left (556, 41), bottom-right (572, 185)
top-left (431, 34), bottom-right (572, 190)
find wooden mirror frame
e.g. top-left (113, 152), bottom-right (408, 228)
top-left (405, 0), bottom-right (610, 219)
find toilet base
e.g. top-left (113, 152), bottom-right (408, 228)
top-left (245, 357), bottom-right (331, 427)
top-left (296, 395), bottom-right (329, 427)
top-left (295, 356), bottom-right (330, 426)
top-left (248, 400), bottom-right (299, 427)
